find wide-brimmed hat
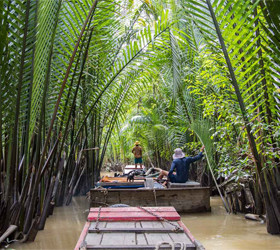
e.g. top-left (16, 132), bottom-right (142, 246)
top-left (173, 148), bottom-right (185, 159)
top-left (134, 141), bottom-right (140, 145)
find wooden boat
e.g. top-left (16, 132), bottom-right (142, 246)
top-left (123, 164), bottom-right (145, 174)
top-left (96, 176), bottom-right (146, 189)
top-left (90, 184), bottom-right (210, 213)
top-left (75, 206), bottom-right (205, 250)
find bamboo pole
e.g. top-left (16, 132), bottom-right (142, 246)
top-left (195, 133), bottom-right (230, 213)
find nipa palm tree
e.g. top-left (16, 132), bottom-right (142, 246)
top-left (0, 0), bottom-right (279, 243)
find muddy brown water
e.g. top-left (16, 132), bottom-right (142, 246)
top-left (10, 196), bottom-right (280, 250)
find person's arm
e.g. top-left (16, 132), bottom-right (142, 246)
top-left (189, 145), bottom-right (205, 163)
top-left (168, 161), bottom-right (176, 175)
top-left (132, 147), bottom-right (135, 153)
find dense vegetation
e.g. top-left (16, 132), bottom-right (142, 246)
top-left (0, 0), bottom-right (279, 243)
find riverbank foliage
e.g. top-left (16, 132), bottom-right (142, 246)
top-left (0, 0), bottom-right (279, 242)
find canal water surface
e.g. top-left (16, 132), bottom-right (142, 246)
top-left (12, 196), bottom-right (280, 250)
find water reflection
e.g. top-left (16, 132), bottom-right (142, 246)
top-left (13, 196), bottom-right (89, 250)
top-left (12, 196), bottom-right (280, 250)
top-left (181, 197), bottom-right (280, 250)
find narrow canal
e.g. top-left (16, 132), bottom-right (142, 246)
top-left (12, 196), bottom-right (280, 250)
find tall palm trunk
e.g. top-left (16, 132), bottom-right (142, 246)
top-left (23, 0), bottom-right (99, 234)
top-left (8, 0), bottom-right (31, 204)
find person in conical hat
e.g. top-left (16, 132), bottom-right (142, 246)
top-left (158, 145), bottom-right (205, 183)
top-left (132, 141), bottom-right (143, 168)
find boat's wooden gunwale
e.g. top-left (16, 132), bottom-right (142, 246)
top-left (90, 187), bottom-right (210, 192)
top-left (97, 181), bottom-right (145, 186)
top-left (91, 187), bottom-right (209, 193)
top-left (74, 221), bottom-right (90, 250)
top-left (88, 228), bottom-right (184, 233)
top-left (86, 244), bottom-right (196, 249)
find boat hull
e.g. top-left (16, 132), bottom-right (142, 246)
top-left (75, 206), bottom-right (205, 250)
top-left (90, 187), bottom-right (211, 213)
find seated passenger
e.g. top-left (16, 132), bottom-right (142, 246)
top-left (158, 146), bottom-right (205, 183)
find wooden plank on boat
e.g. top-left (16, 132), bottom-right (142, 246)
top-left (88, 210), bottom-right (179, 219)
top-left (88, 207), bottom-right (180, 221)
top-left (89, 228), bottom-right (184, 233)
top-left (105, 221), bottom-right (135, 228)
top-left (86, 245), bottom-right (196, 249)
top-left (140, 221), bottom-right (183, 231)
top-left (89, 221), bottom-right (107, 228)
top-left (85, 233), bottom-right (103, 246)
top-left (136, 233), bottom-right (148, 245)
top-left (143, 229), bottom-right (195, 249)
top-left (90, 188), bottom-right (211, 213)
top-left (89, 207), bottom-right (178, 212)
top-left (89, 220), bottom-right (184, 233)
top-left (169, 181), bottom-right (200, 188)
top-left (90, 220), bottom-right (176, 233)
top-left (144, 232), bottom-right (172, 245)
top-left (88, 211), bottom-right (180, 221)
top-left (101, 232), bottom-right (136, 245)
top-left (168, 232), bottom-right (194, 244)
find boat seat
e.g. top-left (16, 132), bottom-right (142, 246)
top-left (169, 180), bottom-right (201, 188)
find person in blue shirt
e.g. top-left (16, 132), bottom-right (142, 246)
top-left (158, 146), bottom-right (205, 183)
